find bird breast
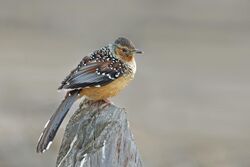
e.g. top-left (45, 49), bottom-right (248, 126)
top-left (80, 72), bottom-right (134, 100)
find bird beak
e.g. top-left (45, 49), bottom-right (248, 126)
top-left (133, 49), bottom-right (143, 54)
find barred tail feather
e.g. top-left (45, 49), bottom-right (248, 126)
top-left (36, 90), bottom-right (80, 153)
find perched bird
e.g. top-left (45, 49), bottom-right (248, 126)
top-left (36, 37), bottom-right (143, 153)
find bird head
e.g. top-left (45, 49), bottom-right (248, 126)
top-left (113, 37), bottom-right (143, 62)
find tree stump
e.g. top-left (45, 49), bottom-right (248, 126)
top-left (56, 99), bottom-right (143, 167)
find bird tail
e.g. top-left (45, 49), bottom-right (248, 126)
top-left (36, 90), bottom-right (80, 153)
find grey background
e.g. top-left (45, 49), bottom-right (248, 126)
top-left (0, 0), bottom-right (250, 167)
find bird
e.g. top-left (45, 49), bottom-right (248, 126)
top-left (36, 37), bottom-right (143, 153)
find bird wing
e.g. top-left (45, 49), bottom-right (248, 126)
top-left (58, 48), bottom-right (128, 90)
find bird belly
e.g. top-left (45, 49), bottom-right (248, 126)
top-left (80, 75), bottom-right (133, 100)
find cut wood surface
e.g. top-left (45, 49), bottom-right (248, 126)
top-left (56, 99), bottom-right (143, 167)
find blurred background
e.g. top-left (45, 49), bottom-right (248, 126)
top-left (0, 0), bottom-right (250, 167)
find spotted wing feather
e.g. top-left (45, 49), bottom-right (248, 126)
top-left (58, 46), bottom-right (128, 90)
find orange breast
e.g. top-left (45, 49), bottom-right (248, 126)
top-left (80, 74), bottom-right (134, 100)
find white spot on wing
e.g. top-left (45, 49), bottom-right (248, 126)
top-left (115, 72), bottom-right (120, 77)
top-left (44, 120), bottom-right (50, 128)
top-left (38, 132), bottom-right (43, 142)
top-left (46, 141), bottom-right (53, 150)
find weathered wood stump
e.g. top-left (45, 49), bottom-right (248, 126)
top-left (56, 99), bottom-right (143, 167)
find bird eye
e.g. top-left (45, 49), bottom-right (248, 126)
top-left (122, 48), bottom-right (128, 53)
